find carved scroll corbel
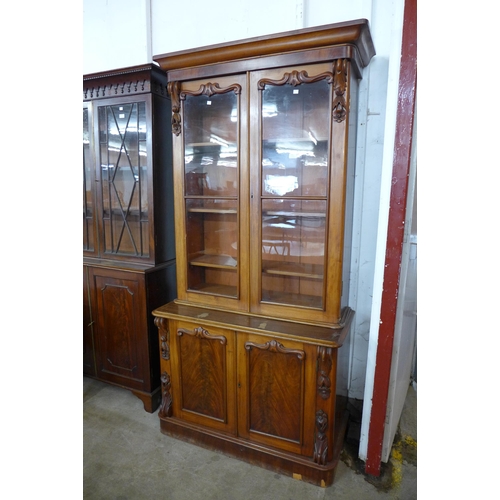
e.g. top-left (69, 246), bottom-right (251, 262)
top-left (158, 371), bottom-right (173, 418)
top-left (332, 59), bottom-right (348, 123)
top-left (168, 81), bottom-right (182, 136)
top-left (160, 333), bottom-right (170, 360)
top-left (155, 317), bottom-right (170, 361)
top-left (313, 409), bottom-right (329, 465)
top-left (317, 346), bottom-right (333, 400)
top-left (168, 81), bottom-right (242, 136)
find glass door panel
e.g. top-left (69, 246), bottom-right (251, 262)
top-left (259, 76), bottom-right (331, 309)
top-left (183, 87), bottom-right (240, 298)
top-left (261, 199), bottom-right (326, 308)
top-left (83, 105), bottom-right (95, 252)
top-left (261, 80), bottom-right (330, 197)
top-left (98, 101), bottom-right (149, 258)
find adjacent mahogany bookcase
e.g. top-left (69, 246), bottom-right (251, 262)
top-left (83, 64), bottom-right (177, 412)
top-left (152, 20), bottom-right (375, 485)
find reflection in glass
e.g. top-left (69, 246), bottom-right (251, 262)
top-left (261, 199), bottom-right (326, 308)
top-left (184, 92), bottom-right (238, 197)
top-left (98, 102), bottom-right (149, 257)
top-left (261, 80), bottom-right (330, 197)
top-left (260, 77), bottom-right (331, 309)
top-left (183, 88), bottom-right (240, 297)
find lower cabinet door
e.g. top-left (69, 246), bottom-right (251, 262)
top-left (89, 267), bottom-right (149, 390)
top-left (237, 333), bottom-right (317, 456)
top-left (169, 320), bottom-right (237, 435)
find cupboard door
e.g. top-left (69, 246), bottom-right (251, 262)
top-left (169, 320), bottom-right (237, 434)
top-left (90, 267), bottom-right (149, 390)
top-left (237, 333), bottom-right (316, 456)
top-left (172, 75), bottom-right (250, 311)
top-left (249, 62), bottom-right (351, 325)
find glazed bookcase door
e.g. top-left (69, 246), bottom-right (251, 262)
top-left (83, 103), bottom-right (98, 256)
top-left (249, 63), bottom-right (351, 325)
top-left (95, 95), bottom-right (154, 262)
top-left (173, 75), bottom-right (249, 312)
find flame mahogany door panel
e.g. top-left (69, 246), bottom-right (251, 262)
top-left (237, 333), bottom-right (317, 456)
top-left (169, 320), bottom-right (237, 434)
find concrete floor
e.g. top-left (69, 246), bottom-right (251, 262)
top-left (83, 377), bottom-right (416, 499)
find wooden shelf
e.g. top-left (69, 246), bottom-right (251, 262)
top-left (189, 253), bottom-right (237, 269)
top-left (263, 262), bottom-right (323, 279)
top-left (188, 207), bottom-right (237, 214)
top-left (188, 283), bottom-right (237, 297)
top-left (187, 142), bottom-right (220, 147)
top-left (261, 289), bottom-right (323, 309)
top-left (265, 211), bottom-right (325, 218)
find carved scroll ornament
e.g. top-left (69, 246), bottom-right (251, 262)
top-left (257, 70), bottom-right (333, 90)
top-left (177, 326), bottom-right (227, 345)
top-left (244, 339), bottom-right (305, 360)
top-left (167, 81), bottom-right (182, 136)
top-left (332, 59), bottom-right (348, 123)
top-left (155, 317), bottom-right (170, 360)
top-left (313, 409), bottom-right (329, 465)
top-left (158, 371), bottom-right (173, 418)
top-left (317, 346), bottom-right (333, 400)
top-left (160, 333), bottom-right (170, 361)
top-left (181, 82), bottom-right (242, 98)
top-left (257, 62), bottom-right (348, 123)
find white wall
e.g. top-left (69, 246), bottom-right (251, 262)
top-left (152, 0), bottom-right (302, 54)
top-left (151, 0), bottom-right (369, 56)
top-left (83, 0), bottom-right (151, 73)
top-left (83, 0), bottom-right (406, 457)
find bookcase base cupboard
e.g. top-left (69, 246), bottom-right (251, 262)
top-left (152, 20), bottom-right (375, 486)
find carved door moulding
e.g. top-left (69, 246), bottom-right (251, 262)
top-left (244, 338), bottom-right (305, 359)
top-left (177, 326), bottom-right (227, 345)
